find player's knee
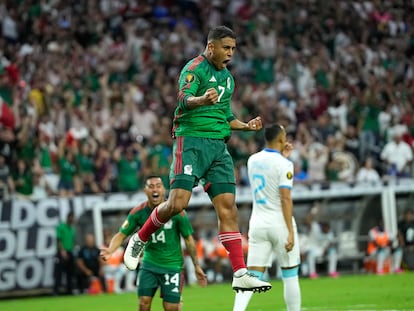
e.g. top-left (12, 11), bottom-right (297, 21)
top-left (166, 199), bottom-right (186, 216)
top-left (167, 189), bottom-right (191, 216)
top-left (139, 298), bottom-right (152, 311)
top-left (164, 302), bottom-right (180, 311)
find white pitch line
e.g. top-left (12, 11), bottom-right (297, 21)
top-left (301, 305), bottom-right (413, 311)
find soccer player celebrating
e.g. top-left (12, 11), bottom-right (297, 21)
top-left (233, 124), bottom-right (301, 311)
top-left (123, 25), bottom-right (271, 293)
top-left (100, 176), bottom-right (206, 311)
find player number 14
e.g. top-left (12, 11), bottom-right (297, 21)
top-left (164, 273), bottom-right (180, 286)
top-left (150, 230), bottom-right (166, 244)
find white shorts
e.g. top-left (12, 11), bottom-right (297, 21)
top-left (247, 223), bottom-right (300, 268)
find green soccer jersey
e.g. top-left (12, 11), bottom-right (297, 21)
top-left (56, 222), bottom-right (76, 251)
top-left (58, 157), bottom-right (77, 182)
top-left (174, 54), bottom-right (236, 140)
top-left (117, 156), bottom-right (140, 191)
top-left (76, 153), bottom-right (94, 174)
top-left (119, 202), bottom-right (194, 273)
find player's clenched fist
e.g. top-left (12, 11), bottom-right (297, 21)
top-left (203, 87), bottom-right (218, 105)
top-left (247, 116), bottom-right (263, 131)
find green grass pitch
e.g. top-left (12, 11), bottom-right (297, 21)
top-left (1, 273), bottom-right (413, 311)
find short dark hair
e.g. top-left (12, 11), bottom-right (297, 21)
top-left (264, 124), bottom-right (285, 143)
top-left (144, 175), bottom-right (162, 186)
top-left (207, 26), bottom-right (236, 42)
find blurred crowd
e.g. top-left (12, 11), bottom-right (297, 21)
top-left (1, 0), bottom-right (414, 200)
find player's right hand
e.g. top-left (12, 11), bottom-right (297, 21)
top-left (285, 233), bottom-right (294, 252)
top-left (195, 265), bottom-right (207, 287)
top-left (99, 247), bottom-right (112, 261)
top-left (203, 88), bottom-right (218, 105)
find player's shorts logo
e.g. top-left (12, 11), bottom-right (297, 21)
top-left (185, 73), bottom-right (195, 83)
top-left (287, 171), bottom-right (293, 180)
top-left (184, 164), bottom-right (193, 175)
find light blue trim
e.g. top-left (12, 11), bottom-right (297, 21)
top-left (248, 270), bottom-right (264, 280)
top-left (263, 148), bottom-right (293, 163)
top-left (279, 185), bottom-right (292, 189)
top-left (281, 267), bottom-right (299, 278)
top-left (264, 148), bottom-right (281, 154)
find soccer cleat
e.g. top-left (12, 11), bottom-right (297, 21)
top-left (123, 234), bottom-right (146, 270)
top-left (329, 271), bottom-right (339, 278)
top-left (232, 272), bottom-right (272, 293)
top-left (309, 272), bottom-right (319, 279)
top-left (394, 268), bottom-right (403, 274)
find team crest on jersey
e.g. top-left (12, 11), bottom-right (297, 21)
top-left (287, 172), bottom-right (293, 180)
top-left (185, 73), bottom-right (194, 83)
top-left (164, 220), bottom-right (173, 229)
top-left (121, 220), bottom-right (129, 229)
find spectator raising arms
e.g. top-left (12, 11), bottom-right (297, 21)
top-left (0, 0), bottom-right (414, 194)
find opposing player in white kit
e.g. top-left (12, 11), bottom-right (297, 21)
top-left (233, 124), bottom-right (301, 311)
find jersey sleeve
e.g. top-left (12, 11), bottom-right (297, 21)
top-left (225, 105), bottom-right (235, 122)
top-left (176, 211), bottom-right (194, 239)
top-left (119, 212), bottom-right (140, 236)
top-left (177, 70), bottom-right (201, 110)
top-left (278, 160), bottom-right (294, 189)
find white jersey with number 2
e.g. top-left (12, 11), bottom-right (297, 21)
top-left (248, 148), bottom-right (294, 228)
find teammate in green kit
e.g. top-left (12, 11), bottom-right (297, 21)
top-left (53, 211), bottom-right (76, 295)
top-left (101, 176), bottom-right (206, 311)
top-left (124, 25), bottom-right (271, 293)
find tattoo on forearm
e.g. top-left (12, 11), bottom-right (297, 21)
top-left (187, 243), bottom-right (199, 266)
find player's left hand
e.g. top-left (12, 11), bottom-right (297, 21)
top-left (247, 116), bottom-right (262, 131)
top-left (195, 265), bottom-right (207, 287)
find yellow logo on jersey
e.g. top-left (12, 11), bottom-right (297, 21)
top-left (185, 73), bottom-right (194, 83)
top-left (121, 220), bottom-right (129, 229)
top-left (287, 172), bottom-right (293, 180)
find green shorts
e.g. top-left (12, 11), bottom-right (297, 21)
top-left (169, 136), bottom-right (236, 198)
top-left (138, 268), bottom-right (183, 303)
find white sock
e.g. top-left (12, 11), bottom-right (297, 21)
top-left (234, 268), bottom-right (248, 277)
top-left (308, 251), bottom-right (316, 275)
top-left (301, 262), bottom-right (309, 276)
top-left (233, 291), bottom-right (253, 311)
top-left (328, 249), bottom-right (338, 274)
top-left (377, 250), bottom-right (386, 272)
top-left (393, 249), bottom-right (403, 271)
top-left (283, 276), bottom-right (301, 311)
